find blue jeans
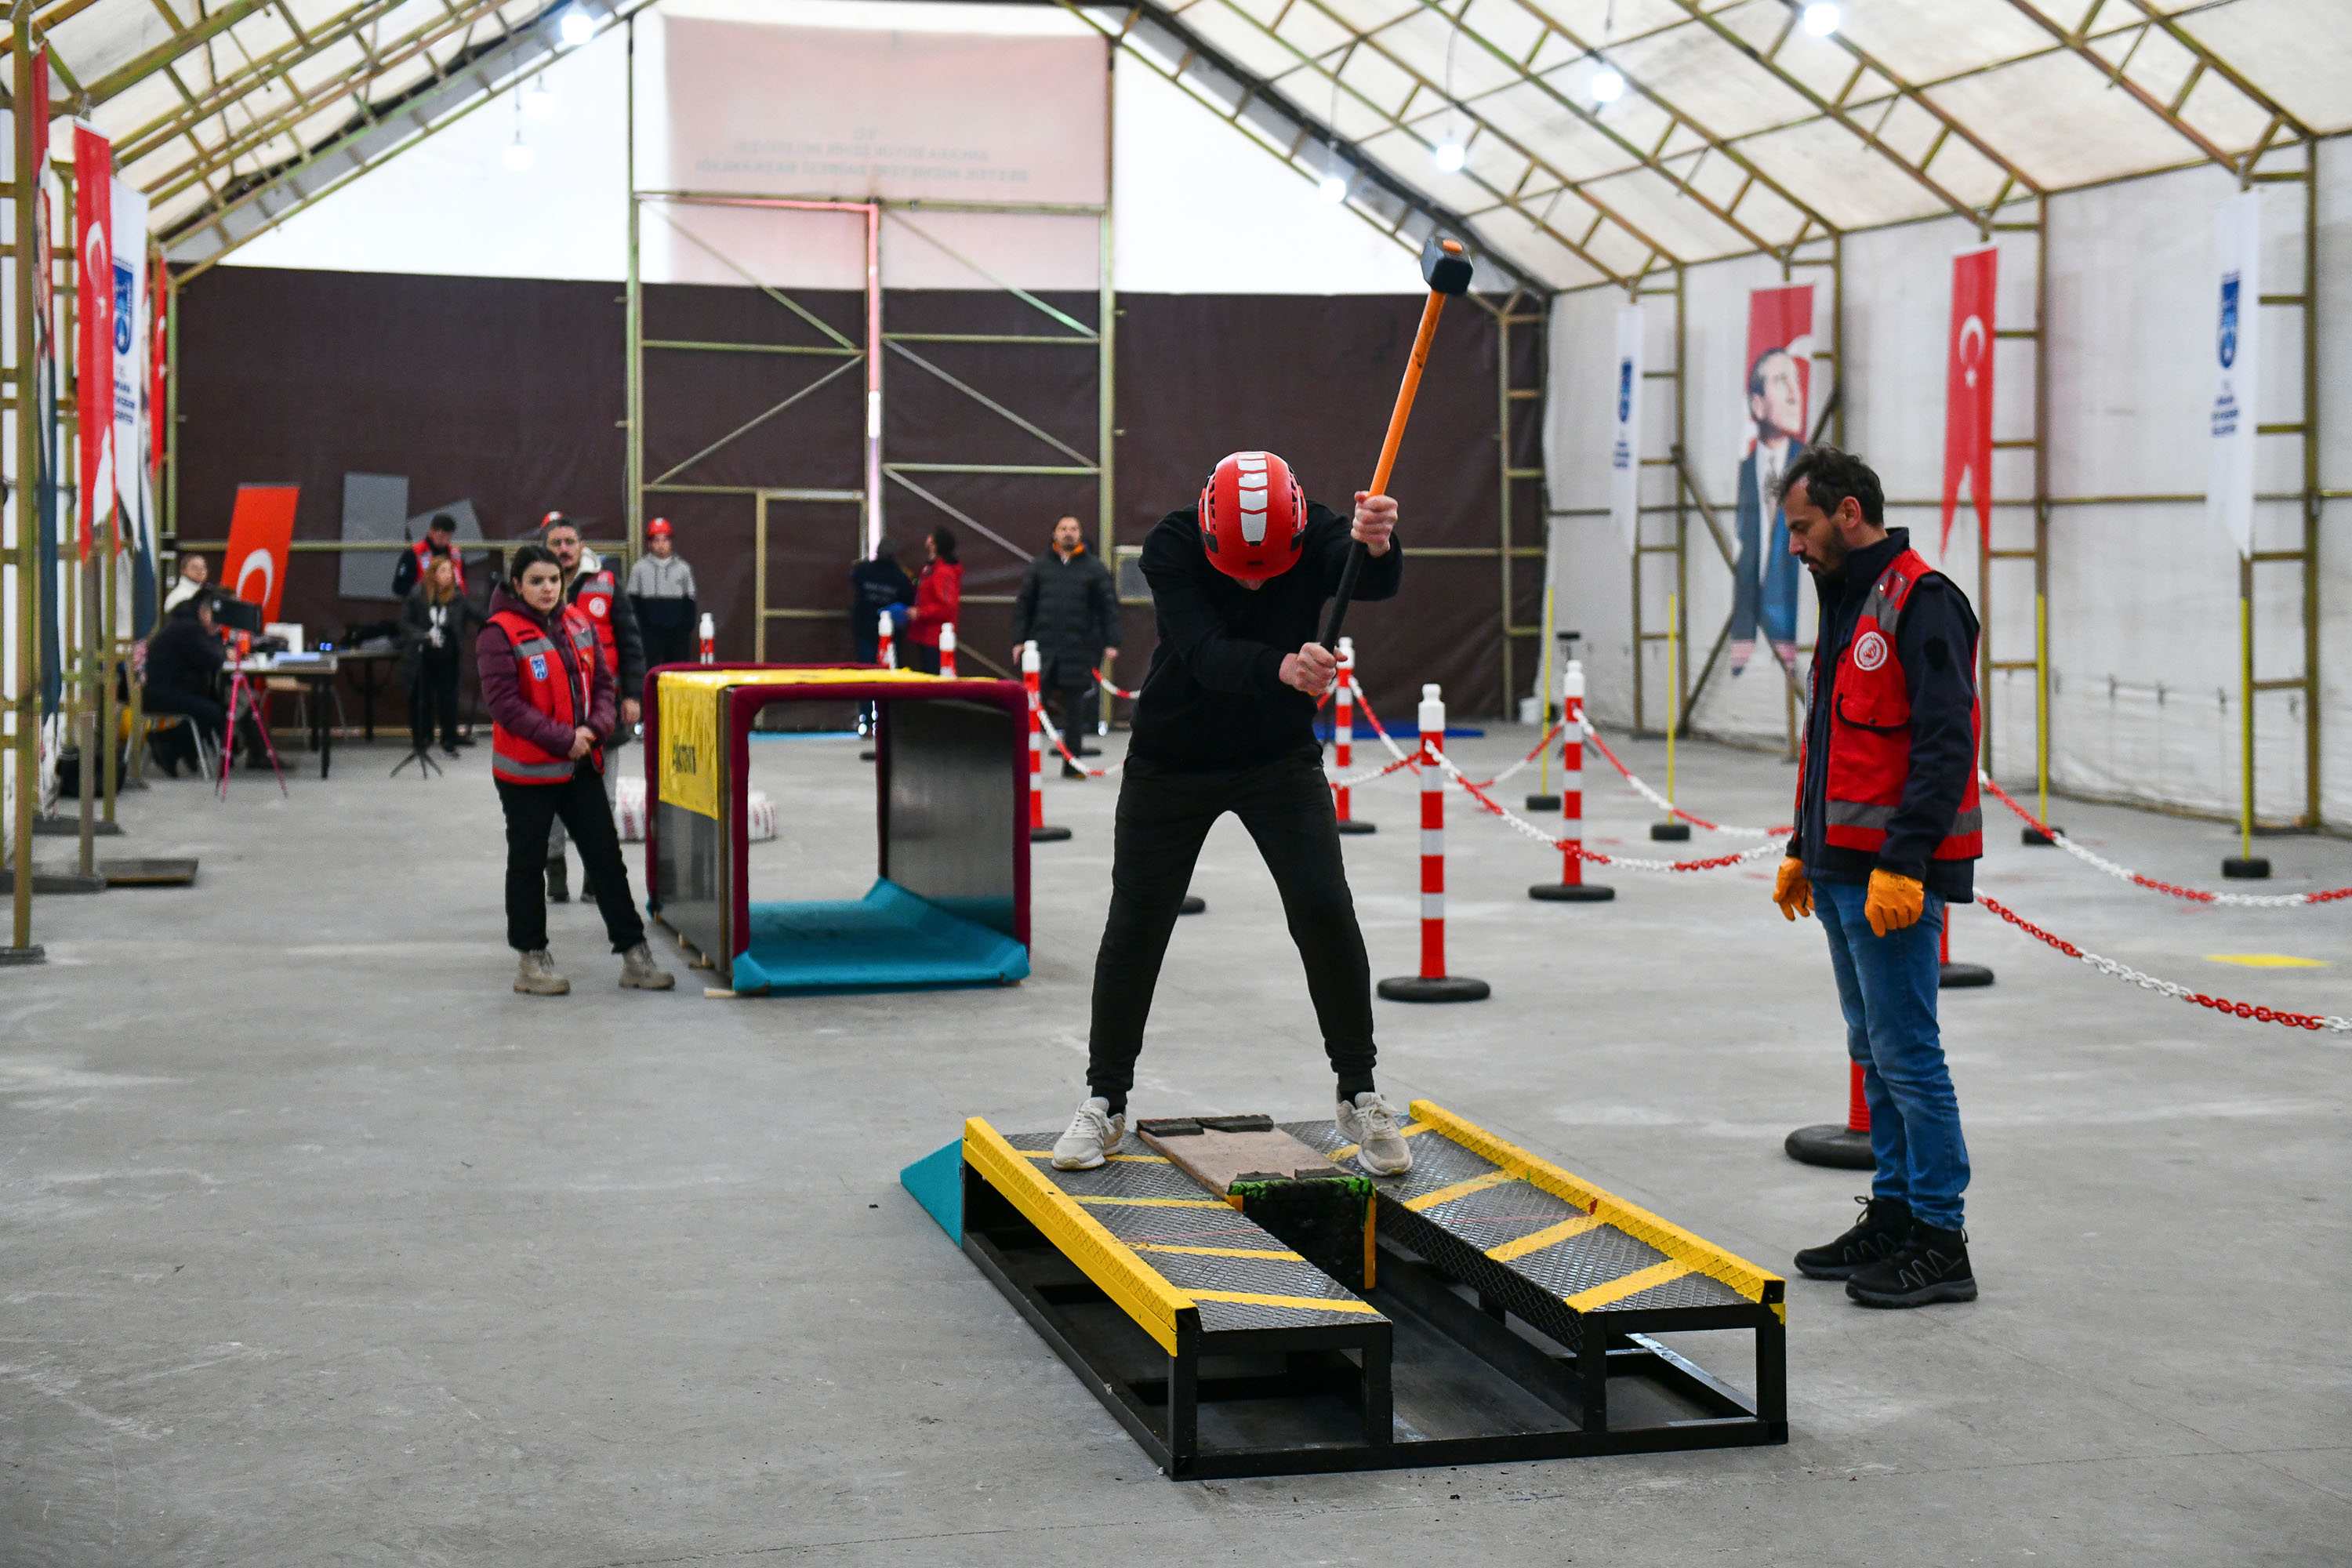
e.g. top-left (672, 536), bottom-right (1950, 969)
top-left (1816, 880), bottom-right (1970, 1229)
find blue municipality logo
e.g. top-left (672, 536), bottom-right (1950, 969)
top-left (1617, 358), bottom-right (1634, 423)
top-left (529, 654), bottom-right (549, 681)
top-left (113, 262), bottom-right (135, 356)
top-left (2217, 274), bottom-right (2240, 369)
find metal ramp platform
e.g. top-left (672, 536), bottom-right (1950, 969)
top-left (958, 1102), bottom-right (1785, 1479)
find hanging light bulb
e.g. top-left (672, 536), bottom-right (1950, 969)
top-left (1802, 3), bottom-right (1840, 36)
top-left (1433, 140), bottom-right (1466, 172)
top-left (1590, 63), bottom-right (1625, 104)
top-left (506, 128), bottom-right (534, 172)
top-left (1318, 170), bottom-right (1350, 204)
top-left (523, 74), bottom-right (557, 121)
top-left (557, 5), bottom-right (596, 47)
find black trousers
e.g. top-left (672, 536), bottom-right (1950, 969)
top-left (409, 650), bottom-right (461, 753)
top-left (496, 762), bottom-right (646, 954)
top-left (142, 686), bottom-right (225, 768)
top-left (1087, 751), bottom-right (1376, 1103)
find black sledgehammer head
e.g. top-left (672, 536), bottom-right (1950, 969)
top-left (1421, 233), bottom-right (1474, 296)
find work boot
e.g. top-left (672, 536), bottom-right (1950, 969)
top-left (1051, 1097), bottom-right (1126, 1171)
top-left (514, 949), bottom-right (570, 996)
top-left (1847, 1221), bottom-right (1976, 1308)
top-left (1794, 1195), bottom-right (1913, 1281)
top-left (618, 942), bottom-right (675, 990)
top-left (545, 855), bottom-right (570, 904)
top-left (1336, 1091), bottom-right (1413, 1177)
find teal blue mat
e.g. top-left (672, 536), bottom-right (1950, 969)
top-left (901, 1137), bottom-right (963, 1240)
top-left (731, 878), bottom-right (1029, 995)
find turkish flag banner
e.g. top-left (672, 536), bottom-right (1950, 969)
top-left (1941, 245), bottom-right (1998, 556)
top-left (223, 484), bottom-right (299, 623)
top-left (73, 123), bottom-right (114, 561)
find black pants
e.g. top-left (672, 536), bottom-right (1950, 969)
top-left (907, 643), bottom-right (942, 675)
top-left (497, 762), bottom-right (645, 954)
top-left (1044, 681), bottom-right (1094, 747)
top-left (1087, 752), bottom-right (1376, 1104)
top-left (409, 650), bottom-right (461, 753)
top-left (142, 685), bottom-right (225, 768)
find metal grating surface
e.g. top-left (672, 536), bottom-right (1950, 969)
top-left (1003, 1129), bottom-right (1381, 1334)
top-left (1596, 1270), bottom-right (1751, 1313)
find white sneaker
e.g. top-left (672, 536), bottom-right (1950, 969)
top-left (1051, 1097), bottom-right (1126, 1171)
top-left (1337, 1091), bottom-right (1413, 1176)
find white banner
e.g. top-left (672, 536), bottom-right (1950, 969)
top-left (110, 179), bottom-right (149, 568)
top-left (1607, 301), bottom-right (1643, 554)
top-left (2207, 189), bottom-right (2260, 559)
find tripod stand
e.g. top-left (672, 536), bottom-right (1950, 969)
top-left (217, 666), bottom-right (289, 799)
top-left (390, 747), bottom-right (444, 779)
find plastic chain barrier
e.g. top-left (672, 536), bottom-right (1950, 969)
top-left (1035, 699), bottom-right (1124, 779)
top-left (1977, 895), bottom-right (2351, 1034)
top-left (1980, 774), bottom-right (2352, 909)
top-left (1439, 754), bottom-right (1785, 873)
top-left (1348, 684), bottom-right (1418, 765)
top-left (1581, 725), bottom-right (1790, 838)
top-left (1092, 666), bottom-right (1139, 702)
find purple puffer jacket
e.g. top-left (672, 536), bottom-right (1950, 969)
top-left (476, 583), bottom-right (617, 764)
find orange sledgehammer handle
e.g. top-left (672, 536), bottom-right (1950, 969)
top-left (1370, 289), bottom-right (1449, 499)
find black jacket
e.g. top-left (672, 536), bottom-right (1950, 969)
top-left (1011, 544), bottom-right (1117, 679)
top-left (1130, 502), bottom-right (1401, 771)
top-left (398, 587), bottom-right (476, 684)
top-left (1788, 528), bottom-right (1980, 902)
top-left (849, 554), bottom-right (914, 660)
top-left (144, 607), bottom-right (225, 699)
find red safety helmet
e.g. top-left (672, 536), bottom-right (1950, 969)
top-left (647, 517), bottom-right (672, 539)
top-left (1196, 451), bottom-right (1307, 582)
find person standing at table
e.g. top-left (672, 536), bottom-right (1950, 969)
top-left (626, 517), bottom-right (699, 670)
top-left (903, 525), bottom-right (961, 676)
top-left (477, 543), bottom-right (673, 996)
top-left (162, 554), bottom-right (210, 615)
top-left (401, 554), bottom-right (474, 760)
top-left (1012, 514), bottom-right (1119, 779)
top-left (536, 513), bottom-right (645, 905)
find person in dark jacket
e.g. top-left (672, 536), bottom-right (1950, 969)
top-left (1770, 446), bottom-right (1982, 1309)
top-left (477, 543), bottom-right (673, 996)
top-left (538, 514), bottom-right (646, 905)
top-left (1012, 514), bottom-right (1120, 777)
top-left (1050, 451), bottom-right (1410, 1178)
top-left (625, 517), bottom-right (699, 669)
top-left (400, 554), bottom-right (475, 759)
top-left (849, 545), bottom-right (913, 664)
top-left (142, 593), bottom-right (227, 776)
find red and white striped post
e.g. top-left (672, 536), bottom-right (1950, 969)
top-left (1023, 641), bottom-right (1071, 843)
top-left (1333, 637), bottom-right (1375, 835)
top-left (1530, 658), bottom-right (1613, 902)
top-left (697, 612), bottom-right (715, 665)
top-left (938, 622), bottom-right (956, 677)
top-left (1377, 685), bottom-right (1488, 1003)
top-left (877, 610), bottom-right (895, 670)
top-left (1786, 1061), bottom-right (1875, 1168)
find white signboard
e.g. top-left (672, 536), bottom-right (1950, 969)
top-left (2207, 189), bottom-right (2260, 559)
top-left (1607, 301), bottom-right (1643, 554)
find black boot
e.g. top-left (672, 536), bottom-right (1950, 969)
top-left (1794, 1195), bottom-right (1912, 1280)
top-left (546, 855), bottom-right (571, 904)
top-left (1846, 1221), bottom-right (1976, 1308)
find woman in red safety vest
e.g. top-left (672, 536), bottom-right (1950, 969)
top-left (477, 543), bottom-right (674, 997)
top-left (904, 524), bottom-right (962, 675)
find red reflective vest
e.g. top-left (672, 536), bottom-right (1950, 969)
top-left (1806, 547), bottom-right (1984, 861)
top-left (570, 568), bottom-right (621, 687)
top-left (413, 539), bottom-right (464, 593)
top-left (489, 606), bottom-right (601, 785)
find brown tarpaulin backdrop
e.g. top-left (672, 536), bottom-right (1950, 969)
top-left (176, 267), bottom-right (1543, 726)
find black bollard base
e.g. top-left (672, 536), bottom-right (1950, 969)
top-left (1029, 825), bottom-right (1073, 843)
top-left (1940, 962), bottom-right (1995, 989)
top-left (1785, 1123), bottom-right (1875, 1170)
top-left (1530, 882), bottom-right (1614, 902)
top-left (0, 945), bottom-right (47, 965)
top-left (1524, 793), bottom-right (1561, 812)
top-left (2223, 856), bottom-right (2270, 880)
top-left (0, 869), bottom-right (107, 895)
top-left (2021, 826), bottom-right (2063, 846)
top-left (1649, 821), bottom-right (1691, 841)
top-left (859, 749), bottom-right (877, 762)
top-left (1377, 975), bottom-right (1490, 1003)
top-left (1335, 820), bottom-right (1377, 835)
top-left (1179, 895), bottom-right (1205, 915)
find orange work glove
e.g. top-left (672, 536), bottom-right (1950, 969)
top-left (1773, 857), bottom-right (1813, 921)
top-left (1865, 869), bottom-right (1926, 938)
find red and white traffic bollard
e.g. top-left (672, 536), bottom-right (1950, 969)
top-left (1530, 658), bottom-right (1613, 902)
top-left (877, 610), bottom-right (895, 670)
top-left (1376, 685), bottom-right (1488, 1002)
top-left (939, 622), bottom-right (956, 678)
top-left (697, 612), bottom-right (715, 665)
top-left (1333, 637), bottom-right (1375, 835)
top-left (1023, 641), bottom-right (1071, 843)
top-left (1786, 1061), bottom-right (1875, 1169)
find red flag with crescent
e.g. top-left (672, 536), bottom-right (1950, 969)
top-left (73, 123), bottom-right (114, 561)
top-left (1941, 245), bottom-right (1997, 555)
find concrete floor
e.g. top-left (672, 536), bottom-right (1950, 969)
top-left (4, 719), bottom-right (2348, 1566)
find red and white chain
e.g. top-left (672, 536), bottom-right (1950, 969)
top-left (1033, 699), bottom-right (1124, 779)
top-left (1580, 726), bottom-right (1789, 838)
top-left (1980, 775), bottom-right (2352, 909)
top-left (1979, 895), bottom-right (2350, 1034)
top-left (1092, 666), bottom-right (1139, 702)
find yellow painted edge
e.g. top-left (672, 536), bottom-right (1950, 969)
top-left (1017, 1149), bottom-right (1171, 1163)
top-left (1133, 1242), bottom-right (1305, 1261)
top-left (1408, 1100), bottom-right (1784, 1305)
top-left (1188, 1290), bottom-right (1382, 1316)
top-left (1073, 1196), bottom-right (1230, 1209)
top-left (2204, 953), bottom-right (2329, 968)
top-left (1403, 1169), bottom-right (1518, 1213)
top-left (963, 1119), bottom-right (1192, 1353)
top-left (1327, 1122), bottom-right (1438, 1162)
top-left (1486, 1212), bottom-right (1605, 1264)
top-left (1564, 1258), bottom-right (1692, 1312)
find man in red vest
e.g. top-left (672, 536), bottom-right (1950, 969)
top-left (1771, 445), bottom-right (1983, 1309)
top-left (537, 513), bottom-right (646, 905)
